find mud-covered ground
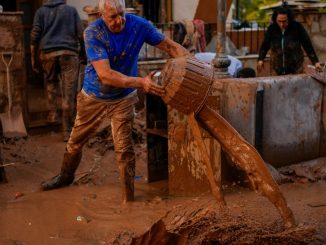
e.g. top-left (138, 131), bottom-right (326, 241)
top-left (0, 128), bottom-right (325, 244)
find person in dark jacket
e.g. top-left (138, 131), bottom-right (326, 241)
top-left (30, 0), bottom-right (84, 141)
top-left (257, 5), bottom-right (321, 75)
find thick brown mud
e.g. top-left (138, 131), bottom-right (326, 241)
top-left (0, 132), bottom-right (325, 244)
top-left (159, 57), bottom-right (296, 227)
top-left (130, 198), bottom-right (318, 245)
top-left (197, 104), bottom-right (296, 228)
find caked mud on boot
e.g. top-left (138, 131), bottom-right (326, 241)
top-left (41, 151), bottom-right (82, 191)
top-left (119, 159), bottom-right (135, 204)
top-left (41, 173), bottom-right (74, 191)
top-left (121, 180), bottom-right (134, 204)
top-left (119, 165), bottom-right (135, 204)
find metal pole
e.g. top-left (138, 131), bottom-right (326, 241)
top-left (212, 0), bottom-right (230, 77)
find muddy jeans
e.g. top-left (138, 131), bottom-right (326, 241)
top-left (67, 91), bottom-right (138, 196)
top-left (40, 51), bottom-right (79, 134)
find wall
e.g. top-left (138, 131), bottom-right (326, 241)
top-left (0, 12), bottom-right (27, 119)
top-left (297, 12), bottom-right (326, 63)
top-left (172, 0), bottom-right (199, 20)
top-left (67, 0), bottom-right (94, 20)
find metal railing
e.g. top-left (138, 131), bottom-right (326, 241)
top-left (139, 22), bottom-right (268, 61)
top-left (227, 22), bottom-right (268, 54)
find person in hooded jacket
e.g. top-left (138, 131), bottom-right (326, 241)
top-left (30, 0), bottom-right (84, 141)
top-left (257, 5), bottom-right (321, 75)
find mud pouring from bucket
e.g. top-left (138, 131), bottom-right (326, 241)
top-left (157, 57), bottom-right (296, 228)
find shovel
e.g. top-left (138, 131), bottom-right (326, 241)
top-left (0, 52), bottom-right (27, 138)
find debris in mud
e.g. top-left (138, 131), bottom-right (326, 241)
top-left (111, 231), bottom-right (136, 245)
top-left (128, 200), bottom-right (318, 245)
top-left (74, 172), bottom-right (99, 185)
top-left (76, 215), bottom-right (90, 223)
top-left (307, 202), bottom-right (326, 208)
top-left (14, 191), bottom-right (24, 199)
top-left (1, 137), bottom-right (27, 146)
top-left (279, 157), bottom-right (326, 183)
top-left (265, 163), bottom-right (289, 184)
top-left (131, 220), bottom-right (179, 245)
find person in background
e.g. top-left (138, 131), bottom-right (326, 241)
top-left (30, 0), bottom-right (84, 141)
top-left (257, 5), bottom-right (321, 75)
top-left (194, 52), bottom-right (243, 77)
top-left (40, 0), bottom-right (189, 204)
top-left (235, 67), bottom-right (256, 78)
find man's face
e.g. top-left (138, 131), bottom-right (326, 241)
top-left (102, 4), bottom-right (126, 33)
top-left (276, 14), bottom-right (288, 31)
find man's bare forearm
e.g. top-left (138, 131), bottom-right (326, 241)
top-left (155, 37), bottom-right (190, 58)
top-left (102, 70), bottom-right (143, 88)
top-left (92, 59), bottom-right (144, 88)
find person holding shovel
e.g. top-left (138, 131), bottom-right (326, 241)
top-left (30, 0), bottom-right (84, 141)
top-left (40, 0), bottom-right (189, 203)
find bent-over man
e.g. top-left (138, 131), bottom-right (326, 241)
top-left (41, 0), bottom-right (189, 204)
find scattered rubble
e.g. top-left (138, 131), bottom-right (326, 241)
top-left (279, 157), bottom-right (326, 183)
top-left (131, 200), bottom-right (318, 245)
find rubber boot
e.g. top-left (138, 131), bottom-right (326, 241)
top-left (119, 160), bottom-right (135, 204)
top-left (41, 151), bottom-right (82, 191)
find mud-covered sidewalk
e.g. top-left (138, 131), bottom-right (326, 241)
top-left (0, 131), bottom-right (325, 244)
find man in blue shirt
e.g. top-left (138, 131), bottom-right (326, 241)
top-left (41, 0), bottom-right (189, 203)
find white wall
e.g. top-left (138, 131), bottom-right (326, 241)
top-left (172, 0), bottom-right (199, 20)
top-left (67, 0), bottom-right (97, 20)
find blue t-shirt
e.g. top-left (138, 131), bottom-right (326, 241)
top-left (83, 14), bottom-right (165, 100)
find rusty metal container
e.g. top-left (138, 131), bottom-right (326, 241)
top-left (160, 57), bottom-right (214, 115)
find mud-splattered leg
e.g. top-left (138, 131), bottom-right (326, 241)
top-left (110, 95), bottom-right (137, 204)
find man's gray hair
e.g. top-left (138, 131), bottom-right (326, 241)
top-left (98, 0), bottom-right (125, 13)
